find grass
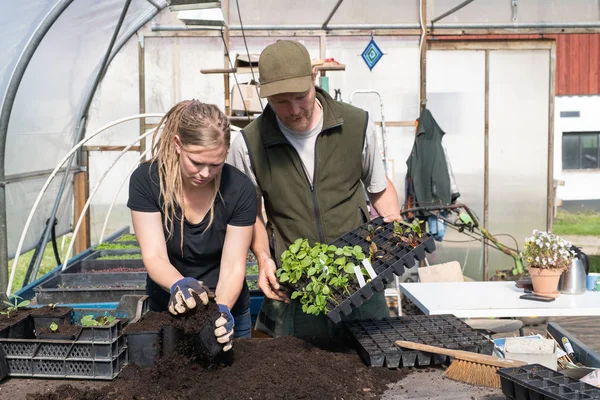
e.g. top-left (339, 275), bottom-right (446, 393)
top-left (8, 234), bottom-right (73, 292)
top-left (590, 255), bottom-right (600, 273)
top-left (553, 210), bottom-right (600, 236)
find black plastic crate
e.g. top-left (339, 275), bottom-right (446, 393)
top-left (34, 275), bottom-right (146, 303)
top-left (346, 315), bottom-right (494, 369)
top-left (5, 347), bottom-right (127, 380)
top-left (498, 364), bottom-right (600, 400)
top-left (325, 217), bottom-right (435, 323)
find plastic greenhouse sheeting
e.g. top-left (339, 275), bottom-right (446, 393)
top-left (1, 0), bottom-right (163, 258)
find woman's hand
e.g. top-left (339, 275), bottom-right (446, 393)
top-left (168, 278), bottom-right (209, 315)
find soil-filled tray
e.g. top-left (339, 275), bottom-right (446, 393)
top-left (498, 363), bottom-right (600, 400)
top-left (62, 250), bottom-right (144, 274)
top-left (346, 315), bottom-right (494, 368)
top-left (325, 217), bottom-right (436, 323)
top-left (34, 273), bottom-right (146, 304)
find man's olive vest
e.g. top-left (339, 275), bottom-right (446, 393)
top-left (241, 87), bottom-right (370, 261)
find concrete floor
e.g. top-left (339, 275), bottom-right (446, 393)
top-left (382, 370), bottom-right (504, 400)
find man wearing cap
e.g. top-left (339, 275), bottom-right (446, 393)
top-left (227, 40), bottom-right (402, 340)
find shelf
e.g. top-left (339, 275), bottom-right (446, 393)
top-left (314, 64), bottom-right (346, 71)
top-left (200, 67), bottom-right (259, 75)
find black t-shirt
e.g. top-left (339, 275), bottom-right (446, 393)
top-left (127, 162), bottom-right (256, 316)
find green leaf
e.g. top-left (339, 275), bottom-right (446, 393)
top-left (307, 267), bottom-right (317, 276)
top-left (334, 257), bottom-right (346, 265)
top-left (297, 251), bottom-right (307, 259)
top-left (344, 263), bottom-right (356, 274)
top-left (316, 294), bottom-right (326, 306)
top-left (301, 257), bottom-right (313, 267)
top-left (290, 242), bottom-right (300, 254)
top-left (49, 322), bottom-right (59, 332)
top-left (353, 245), bottom-right (362, 253)
top-left (335, 248), bottom-right (343, 255)
top-left (322, 286), bottom-right (330, 295)
top-left (343, 249), bottom-right (352, 256)
top-left (328, 245), bottom-right (337, 252)
top-left (356, 253), bottom-right (365, 261)
top-left (302, 304), bottom-right (308, 313)
top-left (17, 300), bottom-right (30, 308)
top-left (307, 305), bottom-right (317, 314)
top-left (295, 270), bottom-right (302, 281)
top-left (2, 301), bottom-right (13, 307)
top-left (279, 273), bottom-right (289, 283)
top-left (291, 292), bottom-right (300, 300)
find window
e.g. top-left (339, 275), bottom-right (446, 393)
top-left (562, 132), bottom-right (600, 170)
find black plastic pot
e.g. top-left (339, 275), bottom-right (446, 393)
top-left (31, 306), bottom-right (73, 334)
top-left (0, 314), bottom-right (34, 339)
top-left (126, 330), bottom-right (161, 367)
top-left (186, 322), bottom-right (223, 363)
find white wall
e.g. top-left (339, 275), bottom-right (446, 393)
top-left (554, 96), bottom-right (600, 201)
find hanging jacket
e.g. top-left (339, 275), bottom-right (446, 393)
top-left (405, 108), bottom-right (454, 209)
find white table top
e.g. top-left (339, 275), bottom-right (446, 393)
top-left (399, 281), bottom-right (600, 318)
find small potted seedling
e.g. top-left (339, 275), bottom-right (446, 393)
top-left (0, 295), bottom-right (34, 338)
top-left (36, 321), bottom-right (82, 340)
top-left (31, 303), bottom-right (73, 335)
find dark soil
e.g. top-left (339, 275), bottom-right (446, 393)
top-left (30, 306), bottom-right (72, 317)
top-left (0, 307), bottom-right (33, 325)
top-left (27, 336), bottom-right (409, 400)
top-left (37, 324), bottom-right (82, 339)
top-left (170, 301), bottom-right (220, 335)
top-left (123, 311), bottom-right (175, 334)
top-left (88, 268), bottom-right (146, 273)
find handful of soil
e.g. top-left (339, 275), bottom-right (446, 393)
top-left (169, 301), bottom-right (224, 364)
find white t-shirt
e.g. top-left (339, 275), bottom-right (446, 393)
top-left (227, 101), bottom-right (387, 195)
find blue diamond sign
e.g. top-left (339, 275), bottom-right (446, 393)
top-left (361, 38), bottom-right (383, 71)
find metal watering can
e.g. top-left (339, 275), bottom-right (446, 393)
top-left (559, 246), bottom-right (589, 295)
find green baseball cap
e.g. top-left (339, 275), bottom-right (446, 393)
top-left (258, 40), bottom-right (313, 98)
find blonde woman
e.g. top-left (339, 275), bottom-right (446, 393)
top-left (128, 100), bottom-right (256, 350)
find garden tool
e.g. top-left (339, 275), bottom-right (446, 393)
top-left (395, 340), bottom-right (526, 388)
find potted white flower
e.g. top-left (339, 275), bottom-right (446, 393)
top-left (521, 230), bottom-right (576, 298)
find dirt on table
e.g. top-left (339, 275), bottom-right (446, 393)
top-left (122, 310), bottom-right (174, 334)
top-left (29, 306), bottom-right (72, 317)
top-left (26, 336), bottom-right (409, 400)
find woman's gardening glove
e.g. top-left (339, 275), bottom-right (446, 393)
top-left (168, 278), bottom-right (209, 315)
top-left (214, 304), bottom-right (235, 351)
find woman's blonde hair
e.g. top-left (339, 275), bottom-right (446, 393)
top-left (150, 100), bottom-right (230, 253)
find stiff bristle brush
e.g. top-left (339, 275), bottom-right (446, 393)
top-left (395, 340), bottom-right (527, 388)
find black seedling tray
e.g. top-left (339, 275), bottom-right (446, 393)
top-left (498, 364), bottom-right (600, 400)
top-left (346, 315), bottom-right (494, 369)
top-left (325, 217), bottom-right (436, 323)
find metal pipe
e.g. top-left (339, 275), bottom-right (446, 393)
top-left (152, 21), bottom-right (600, 31)
top-left (322, 0), bottom-right (344, 30)
top-left (431, 0), bottom-right (476, 24)
top-left (7, 113), bottom-right (165, 295)
top-left (0, 0), bottom-right (75, 295)
top-left (4, 167), bottom-right (79, 185)
top-left (28, 0), bottom-right (134, 285)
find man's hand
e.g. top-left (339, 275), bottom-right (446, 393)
top-left (383, 213), bottom-right (403, 223)
top-left (258, 257), bottom-right (289, 303)
top-left (168, 278), bottom-right (209, 315)
top-left (214, 304), bottom-right (235, 351)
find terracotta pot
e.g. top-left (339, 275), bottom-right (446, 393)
top-left (529, 266), bottom-right (563, 297)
